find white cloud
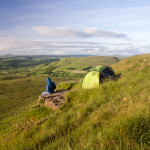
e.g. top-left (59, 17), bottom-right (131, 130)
top-left (80, 44), bottom-right (150, 56)
top-left (32, 27), bottom-right (127, 39)
top-left (84, 28), bottom-right (126, 38)
top-left (53, 50), bottom-right (66, 55)
top-left (0, 37), bottom-right (149, 56)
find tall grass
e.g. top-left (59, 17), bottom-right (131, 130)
top-left (0, 54), bottom-right (150, 149)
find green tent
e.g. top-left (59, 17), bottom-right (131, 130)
top-left (93, 65), bottom-right (106, 72)
top-left (92, 65), bottom-right (115, 76)
top-left (82, 65), bottom-right (115, 89)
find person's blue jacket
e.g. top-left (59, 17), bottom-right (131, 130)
top-left (46, 78), bottom-right (56, 94)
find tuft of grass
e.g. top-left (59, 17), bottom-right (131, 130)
top-left (57, 81), bottom-right (81, 90)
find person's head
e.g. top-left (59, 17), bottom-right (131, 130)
top-left (46, 77), bottom-right (51, 83)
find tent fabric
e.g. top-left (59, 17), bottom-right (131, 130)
top-left (82, 71), bottom-right (100, 89)
top-left (93, 65), bottom-right (115, 77)
top-left (93, 65), bottom-right (106, 72)
top-left (102, 67), bottom-right (115, 77)
top-left (82, 65), bottom-right (115, 89)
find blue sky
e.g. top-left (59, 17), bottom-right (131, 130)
top-left (0, 0), bottom-right (150, 56)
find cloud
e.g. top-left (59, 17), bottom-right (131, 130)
top-left (32, 27), bottom-right (127, 39)
top-left (84, 28), bottom-right (127, 38)
top-left (0, 37), bottom-right (149, 56)
top-left (80, 44), bottom-right (150, 56)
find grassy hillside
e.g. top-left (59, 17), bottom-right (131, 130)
top-left (0, 76), bottom-right (75, 121)
top-left (0, 55), bottom-right (120, 144)
top-left (0, 76), bottom-right (80, 146)
top-left (0, 54), bottom-right (149, 149)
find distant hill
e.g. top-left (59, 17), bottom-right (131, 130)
top-left (2, 54), bottom-right (15, 57)
top-left (53, 56), bottom-right (122, 70)
top-left (0, 54), bottom-right (92, 58)
top-left (0, 55), bottom-right (122, 78)
top-left (0, 53), bottom-right (150, 149)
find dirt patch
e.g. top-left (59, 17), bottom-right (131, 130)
top-left (72, 70), bottom-right (87, 74)
top-left (38, 90), bottom-right (68, 109)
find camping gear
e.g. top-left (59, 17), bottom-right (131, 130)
top-left (93, 65), bottom-right (115, 77)
top-left (82, 65), bottom-right (115, 89)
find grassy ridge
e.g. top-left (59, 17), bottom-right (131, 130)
top-left (0, 56), bottom-right (121, 77)
top-left (0, 54), bottom-right (150, 149)
top-left (52, 56), bottom-right (121, 71)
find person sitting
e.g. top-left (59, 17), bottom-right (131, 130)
top-left (42, 77), bottom-right (56, 95)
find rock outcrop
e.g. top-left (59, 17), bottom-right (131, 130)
top-left (38, 90), bottom-right (68, 109)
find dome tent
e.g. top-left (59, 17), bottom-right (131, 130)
top-left (82, 65), bottom-right (115, 89)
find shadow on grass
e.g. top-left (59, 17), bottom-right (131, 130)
top-left (115, 73), bottom-right (122, 81)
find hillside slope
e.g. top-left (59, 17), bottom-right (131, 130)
top-left (52, 56), bottom-right (121, 71)
top-left (0, 56), bottom-right (121, 77)
top-left (1, 54), bottom-right (150, 149)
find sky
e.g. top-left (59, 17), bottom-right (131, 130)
top-left (0, 0), bottom-right (150, 56)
